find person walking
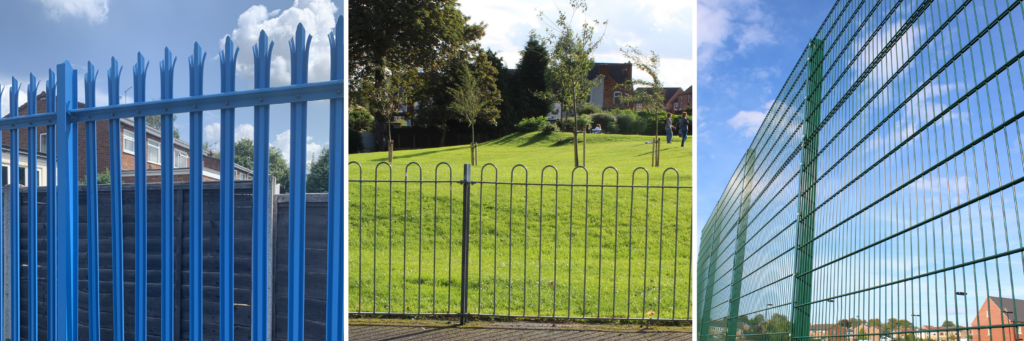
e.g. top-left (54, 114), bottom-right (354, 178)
top-left (665, 113), bottom-right (675, 143)
top-left (678, 113), bottom-right (690, 147)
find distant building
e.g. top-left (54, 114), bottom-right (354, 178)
top-left (586, 62), bottom-right (633, 110)
top-left (855, 325), bottom-right (884, 341)
top-left (3, 92), bottom-right (253, 186)
top-left (634, 86), bottom-right (693, 115)
top-left (972, 296), bottom-right (1024, 341)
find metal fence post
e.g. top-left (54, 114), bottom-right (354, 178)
top-left (726, 149), bottom-right (755, 339)
top-left (55, 60), bottom-right (80, 341)
top-left (460, 163), bottom-right (471, 325)
top-left (791, 38), bottom-right (822, 340)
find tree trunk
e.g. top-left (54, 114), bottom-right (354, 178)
top-left (439, 126), bottom-right (448, 147)
top-left (471, 124), bottom-right (476, 165)
top-left (572, 98), bottom-right (579, 168)
top-left (374, 118), bottom-right (389, 152)
top-left (387, 120), bottom-right (394, 163)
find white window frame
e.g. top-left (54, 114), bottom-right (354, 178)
top-left (174, 150), bottom-right (188, 169)
top-left (124, 129), bottom-right (135, 155)
top-left (39, 132), bottom-right (47, 153)
top-left (613, 91), bottom-right (622, 105)
top-left (147, 138), bottom-right (160, 165)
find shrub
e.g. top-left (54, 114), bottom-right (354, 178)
top-left (565, 115), bottom-right (593, 132)
top-left (590, 113), bottom-right (617, 132)
top-left (614, 113), bottom-right (636, 134)
top-left (605, 121), bottom-right (620, 134)
top-left (515, 116), bottom-right (556, 133)
top-left (577, 103), bottom-right (601, 115)
top-left (349, 104), bottom-right (374, 132)
top-left (541, 123), bottom-right (559, 133)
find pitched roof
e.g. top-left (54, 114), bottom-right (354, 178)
top-left (636, 87), bottom-right (685, 105)
top-left (989, 296), bottom-right (1024, 322)
top-left (588, 62), bottom-right (631, 83)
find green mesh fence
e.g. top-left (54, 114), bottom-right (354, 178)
top-left (697, 0), bottom-right (1024, 340)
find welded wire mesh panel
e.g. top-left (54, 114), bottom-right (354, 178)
top-left (349, 162), bottom-right (692, 322)
top-left (698, 0), bottom-right (1024, 340)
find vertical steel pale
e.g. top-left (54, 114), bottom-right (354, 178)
top-left (251, 30), bottom-right (273, 341)
top-left (287, 23), bottom-right (312, 341)
top-left (187, 42), bottom-right (206, 341)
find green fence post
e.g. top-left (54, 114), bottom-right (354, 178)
top-left (791, 38), bottom-right (822, 340)
top-left (726, 149), bottom-right (755, 339)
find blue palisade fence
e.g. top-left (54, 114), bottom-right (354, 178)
top-left (0, 16), bottom-right (344, 341)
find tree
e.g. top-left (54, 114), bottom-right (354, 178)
top-left (539, 0), bottom-right (606, 167)
top-left (487, 49), bottom-right (524, 136)
top-left (839, 319), bottom-right (852, 328)
top-left (766, 313), bottom-right (792, 341)
top-left (353, 63), bottom-right (417, 160)
top-left (618, 45), bottom-right (667, 140)
top-left (234, 137), bottom-right (290, 193)
top-left (447, 51), bottom-right (501, 164)
top-left (145, 114), bottom-right (180, 139)
top-left (349, 103), bottom-right (374, 132)
top-left (517, 32), bottom-right (552, 117)
top-left (857, 328), bottom-right (869, 340)
top-left (202, 141), bottom-right (219, 158)
top-left (349, 0), bottom-right (485, 151)
top-left (307, 147), bottom-right (330, 193)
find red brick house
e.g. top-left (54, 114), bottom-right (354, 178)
top-left (973, 296), bottom-right (1024, 341)
top-left (635, 86), bottom-right (693, 114)
top-left (587, 62), bottom-right (633, 110)
top-left (3, 92), bottom-right (253, 186)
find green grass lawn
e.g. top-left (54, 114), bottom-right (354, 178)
top-left (348, 132), bottom-right (693, 320)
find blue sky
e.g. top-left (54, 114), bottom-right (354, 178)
top-left (696, 0), bottom-right (1024, 327)
top-left (695, 0), bottom-right (832, 241)
top-left (0, 0), bottom-right (340, 167)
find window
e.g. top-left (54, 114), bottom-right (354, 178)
top-left (635, 104), bottom-right (642, 110)
top-left (174, 150), bottom-right (188, 169)
top-left (39, 132), bottom-right (47, 153)
top-left (19, 168), bottom-right (26, 186)
top-left (613, 91), bottom-right (622, 105)
top-left (1, 165), bottom-right (8, 186)
top-left (147, 139), bottom-right (160, 164)
top-left (124, 129), bottom-right (135, 154)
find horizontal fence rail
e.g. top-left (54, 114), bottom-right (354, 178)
top-left (349, 162), bottom-right (693, 323)
top-left (698, 0), bottom-right (1024, 340)
top-left (0, 15), bottom-right (344, 341)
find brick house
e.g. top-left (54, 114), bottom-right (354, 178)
top-left (972, 296), bottom-right (1024, 341)
top-left (587, 62), bottom-right (633, 110)
top-left (854, 325), bottom-right (884, 341)
top-left (634, 86), bottom-right (694, 115)
top-left (3, 92), bottom-right (253, 186)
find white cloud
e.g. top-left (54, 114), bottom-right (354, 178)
top-left (270, 129), bottom-right (324, 168)
top-left (697, 0), bottom-right (776, 63)
top-left (204, 123), bottom-right (221, 143)
top-left (237, 123), bottom-right (254, 141)
top-left (225, 0), bottom-right (339, 86)
top-left (728, 110), bottom-right (766, 137)
top-left (0, 80), bottom-right (29, 118)
top-left (459, 0), bottom-right (693, 72)
top-left (592, 52), bottom-right (696, 89)
top-left (35, 0), bottom-right (109, 24)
